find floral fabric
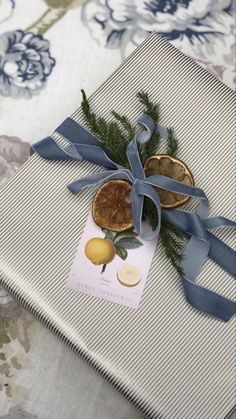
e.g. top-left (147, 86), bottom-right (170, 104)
top-left (83, 0), bottom-right (235, 86)
top-left (0, 30), bottom-right (55, 98)
top-left (0, 1), bottom-right (235, 418)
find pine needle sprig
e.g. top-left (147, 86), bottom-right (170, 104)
top-left (81, 89), bottom-right (100, 135)
top-left (160, 217), bottom-right (185, 276)
top-left (138, 131), bottom-right (161, 165)
top-left (136, 142), bottom-right (147, 165)
top-left (136, 91), bottom-right (159, 122)
top-left (167, 128), bottom-right (178, 156)
top-left (81, 90), bottom-right (129, 166)
top-left (142, 197), bottom-right (159, 230)
top-left (111, 111), bottom-right (136, 140)
top-left (144, 132), bottom-right (160, 161)
top-left (143, 198), bottom-right (185, 275)
top-left (161, 217), bottom-right (186, 242)
top-left (104, 121), bottom-right (129, 166)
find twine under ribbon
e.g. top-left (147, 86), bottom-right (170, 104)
top-left (32, 114), bottom-right (236, 322)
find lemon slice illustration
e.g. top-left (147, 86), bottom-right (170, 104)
top-left (117, 264), bottom-right (141, 287)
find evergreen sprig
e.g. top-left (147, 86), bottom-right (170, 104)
top-left (111, 111), bottom-right (136, 139)
top-left (80, 90), bottom-right (185, 275)
top-left (143, 198), bottom-right (185, 275)
top-left (136, 91), bottom-right (159, 121)
top-left (160, 217), bottom-right (185, 276)
top-left (137, 131), bottom-right (162, 165)
top-left (144, 132), bottom-right (161, 160)
top-left (167, 128), bottom-right (178, 156)
top-left (81, 89), bottom-right (130, 166)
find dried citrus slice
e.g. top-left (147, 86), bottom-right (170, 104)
top-left (92, 180), bottom-right (133, 231)
top-left (117, 264), bottom-right (141, 287)
top-left (144, 155), bottom-right (194, 209)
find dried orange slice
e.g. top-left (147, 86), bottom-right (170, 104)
top-left (92, 180), bottom-right (133, 231)
top-left (144, 155), bottom-right (194, 209)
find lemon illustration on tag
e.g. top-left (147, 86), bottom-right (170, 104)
top-left (117, 264), bottom-right (141, 287)
top-left (85, 229), bottom-right (143, 274)
top-left (85, 238), bottom-right (116, 266)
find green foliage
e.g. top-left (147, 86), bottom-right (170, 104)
top-left (115, 246), bottom-right (128, 260)
top-left (81, 90), bottom-right (130, 166)
top-left (136, 91), bottom-right (159, 122)
top-left (111, 111), bottom-right (136, 139)
top-left (81, 89), bottom-right (97, 133)
top-left (142, 197), bottom-right (159, 231)
top-left (135, 132), bottom-right (161, 166)
top-left (160, 217), bottom-right (185, 276)
top-left (167, 128), bottom-right (178, 156)
top-left (143, 198), bottom-right (185, 275)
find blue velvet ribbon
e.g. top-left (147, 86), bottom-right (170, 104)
top-left (31, 114), bottom-right (236, 322)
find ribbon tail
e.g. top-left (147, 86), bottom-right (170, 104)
top-left (56, 118), bottom-right (98, 146)
top-left (163, 209), bottom-right (236, 321)
top-left (162, 208), bottom-right (208, 240)
top-left (182, 276), bottom-right (236, 322)
top-left (204, 216), bottom-right (236, 230)
top-left (31, 137), bottom-right (82, 161)
top-left (31, 117), bottom-right (99, 160)
top-left (208, 232), bottom-right (236, 277)
top-left (76, 144), bottom-right (121, 170)
top-left (203, 216), bottom-right (236, 276)
top-left (181, 231), bottom-right (236, 321)
top-left (181, 236), bottom-right (209, 280)
top-left (181, 231), bottom-right (236, 322)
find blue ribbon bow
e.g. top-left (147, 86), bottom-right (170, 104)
top-left (32, 114), bottom-right (236, 322)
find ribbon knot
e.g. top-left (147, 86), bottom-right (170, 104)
top-left (65, 114), bottom-right (210, 242)
top-left (31, 113), bottom-right (236, 322)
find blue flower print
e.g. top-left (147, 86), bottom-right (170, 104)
top-left (82, 0), bottom-right (234, 48)
top-left (82, 0), bottom-right (235, 87)
top-left (0, 30), bottom-right (56, 98)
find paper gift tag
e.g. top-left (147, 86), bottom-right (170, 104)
top-left (67, 213), bottom-right (157, 309)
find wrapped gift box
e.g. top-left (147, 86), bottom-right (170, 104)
top-left (0, 33), bottom-right (235, 418)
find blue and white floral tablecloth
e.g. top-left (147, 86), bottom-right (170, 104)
top-left (0, 1), bottom-right (235, 418)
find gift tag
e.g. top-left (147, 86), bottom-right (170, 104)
top-left (67, 213), bottom-right (157, 309)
